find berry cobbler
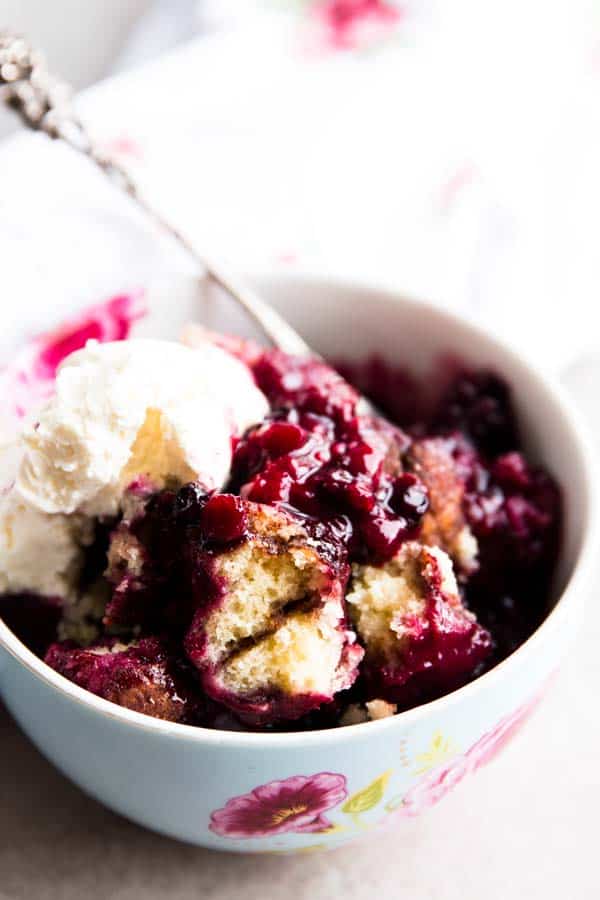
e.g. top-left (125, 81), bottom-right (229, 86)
top-left (0, 298), bottom-right (561, 731)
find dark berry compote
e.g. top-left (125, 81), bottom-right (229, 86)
top-left (4, 339), bottom-right (562, 732)
top-left (337, 356), bottom-right (561, 665)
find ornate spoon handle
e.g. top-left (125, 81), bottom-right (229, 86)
top-left (0, 31), bottom-right (312, 357)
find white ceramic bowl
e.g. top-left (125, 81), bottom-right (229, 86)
top-left (0, 274), bottom-right (596, 852)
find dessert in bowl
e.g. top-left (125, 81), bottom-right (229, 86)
top-left (0, 274), bottom-right (595, 851)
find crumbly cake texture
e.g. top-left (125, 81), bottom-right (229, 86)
top-left (407, 437), bottom-right (478, 577)
top-left (0, 314), bottom-right (562, 732)
top-left (185, 503), bottom-right (363, 725)
top-left (347, 542), bottom-right (492, 706)
top-left (45, 637), bottom-right (204, 724)
top-left (338, 698), bottom-right (398, 726)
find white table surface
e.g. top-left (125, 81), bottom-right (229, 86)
top-left (1, 8), bottom-right (600, 896)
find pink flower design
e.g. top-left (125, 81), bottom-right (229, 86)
top-left (209, 772), bottom-right (347, 838)
top-left (396, 755), bottom-right (470, 818)
top-left (0, 292), bottom-right (145, 430)
top-left (391, 691), bottom-right (544, 819)
top-left (305, 0), bottom-right (403, 53)
top-left (465, 692), bottom-right (541, 773)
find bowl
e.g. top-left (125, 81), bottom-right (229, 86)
top-left (0, 273), bottom-right (596, 852)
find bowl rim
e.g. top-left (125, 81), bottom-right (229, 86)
top-left (1, 271), bottom-right (598, 747)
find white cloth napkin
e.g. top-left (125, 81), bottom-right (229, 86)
top-left (0, 0), bottom-right (598, 379)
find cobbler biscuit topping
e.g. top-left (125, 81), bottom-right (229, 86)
top-left (0, 300), bottom-right (561, 731)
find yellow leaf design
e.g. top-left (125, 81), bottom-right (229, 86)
top-left (413, 731), bottom-right (454, 775)
top-left (342, 770), bottom-right (393, 817)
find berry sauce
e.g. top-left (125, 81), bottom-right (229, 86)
top-left (0, 593), bottom-right (62, 658)
top-left (339, 355), bottom-right (562, 665)
top-left (231, 351), bottom-right (428, 564)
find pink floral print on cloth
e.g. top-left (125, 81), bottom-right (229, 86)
top-left (305, 0), bottom-right (403, 53)
top-left (209, 772), bottom-right (348, 838)
top-left (395, 692), bottom-right (543, 818)
top-left (100, 134), bottom-right (144, 161)
top-left (0, 292), bottom-right (145, 426)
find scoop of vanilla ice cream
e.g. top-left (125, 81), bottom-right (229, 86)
top-left (16, 338), bottom-right (269, 517)
top-left (0, 485), bottom-right (93, 599)
top-left (0, 440), bottom-right (92, 599)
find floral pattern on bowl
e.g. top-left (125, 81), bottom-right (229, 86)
top-left (209, 691), bottom-right (543, 842)
top-left (385, 690), bottom-right (543, 820)
top-left (209, 772), bottom-right (348, 838)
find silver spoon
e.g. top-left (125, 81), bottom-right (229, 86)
top-left (0, 31), bottom-right (380, 417)
top-left (0, 30), bottom-right (313, 358)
